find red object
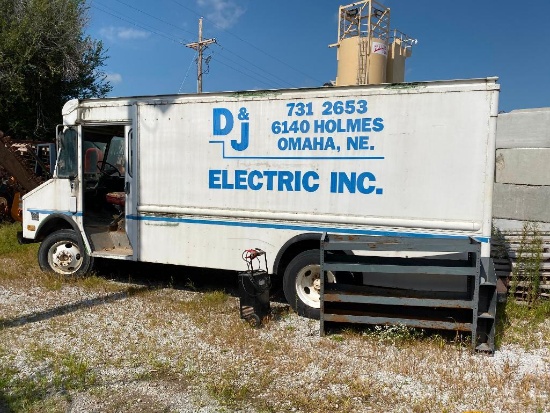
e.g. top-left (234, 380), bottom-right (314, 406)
top-left (105, 192), bottom-right (125, 207)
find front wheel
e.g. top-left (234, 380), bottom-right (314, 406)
top-left (38, 230), bottom-right (94, 276)
top-left (283, 250), bottom-right (335, 319)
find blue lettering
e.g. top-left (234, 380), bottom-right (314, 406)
top-left (235, 170), bottom-right (247, 190)
top-left (303, 171), bottom-right (319, 192)
top-left (209, 169), bottom-right (221, 189)
top-left (232, 122), bottom-right (249, 151)
top-left (359, 136), bottom-right (369, 149)
top-left (361, 118), bottom-right (372, 132)
top-left (337, 119), bottom-right (346, 132)
top-left (312, 137), bottom-right (322, 150)
top-left (264, 171), bottom-right (277, 191)
top-left (221, 170), bottom-right (234, 189)
top-left (295, 171), bottom-right (302, 191)
top-left (325, 137), bottom-right (336, 150)
top-left (209, 169), bottom-right (322, 192)
top-left (339, 172), bottom-right (356, 193)
top-left (357, 172), bottom-right (376, 194)
top-left (248, 170), bottom-right (262, 190)
top-left (278, 171), bottom-right (294, 191)
top-left (213, 108), bottom-right (234, 135)
top-left (289, 138), bottom-right (300, 150)
top-left (373, 117), bottom-right (384, 132)
top-left (347, 119), bottom-right (361, 132)
top-left (314, 119), bottom-right (325, 133)
top-left (330, 172), bottom-right (337, 193)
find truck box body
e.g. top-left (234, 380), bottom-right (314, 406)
top-left (21, 78), bottom-right (499, 312)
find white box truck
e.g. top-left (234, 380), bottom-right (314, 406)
top-left (19, 78), bottom-right (499, 318)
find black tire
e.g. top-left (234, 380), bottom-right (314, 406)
top-left (283, 250), bottom-right (327, 319)
top-left (245, 314), bottom-right (261, 328)
top-left (38, 229), bottom-right (94, 276)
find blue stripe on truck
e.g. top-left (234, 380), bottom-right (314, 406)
top-left (127, 214), bottom-right (491, 243)
top-left (27, 209), bottom-right (490, 243)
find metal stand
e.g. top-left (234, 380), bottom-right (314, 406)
top-left (320, 233), bottom-right (497, 353)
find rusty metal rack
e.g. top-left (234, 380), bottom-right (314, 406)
top-left (320, 233), bottom-right (497, 353)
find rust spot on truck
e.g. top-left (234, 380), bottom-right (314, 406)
top-left (385, 82), bottom-right (427, 90)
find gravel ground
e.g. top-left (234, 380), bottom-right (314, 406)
top-left (0, 267), bottom-right (549, 413)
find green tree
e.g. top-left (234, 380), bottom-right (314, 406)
top-left (0, 0), bottom-right (111, 140)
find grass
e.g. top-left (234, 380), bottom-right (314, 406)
top-left (496, 299), bottom-right (550, 348)
top-left (0, 349), bottom-right (96, 412)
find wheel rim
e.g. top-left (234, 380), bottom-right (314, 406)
top-left (47, 240), bottom-right (83, 275)
top-left (295, 264), bottom-right (335, 309)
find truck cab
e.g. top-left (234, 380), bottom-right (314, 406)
top-left (20, 112), bottom-right (135, 275)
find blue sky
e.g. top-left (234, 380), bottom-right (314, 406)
top-left (87, 0), bottom-right (550, 112)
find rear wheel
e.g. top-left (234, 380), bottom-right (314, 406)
top-left (283, 250), bottom-right (335, 319)
top-left (38, 230), bottom-right (94, 276)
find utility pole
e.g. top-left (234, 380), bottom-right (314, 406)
top-left (185, 18), bottom-right (216, 93)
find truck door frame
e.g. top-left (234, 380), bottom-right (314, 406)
top-left (124, 118), bottom-right (138, 256)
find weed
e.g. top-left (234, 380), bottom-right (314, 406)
top-left (43, 274), bottom-right (63, 291)
top-left (509, 221), bottom-right (543, 303)
top-left (362, 323), bottom-right (424, 346)
top-left (0, 350), bottom-right (95, 412)
top-left (497, 299), bottom-right (550, 347)
top-left (206, 367), bottom-right (251, 409)
top-left (53, 353), bottom-right (97, 391)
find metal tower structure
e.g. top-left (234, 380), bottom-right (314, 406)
top-left (330, 1), bottom-right (416, 86)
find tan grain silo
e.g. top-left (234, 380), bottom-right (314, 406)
top-left (386, 31), bottom-right (416, 83)
top-left (330, 1), bottom-right (416, 86)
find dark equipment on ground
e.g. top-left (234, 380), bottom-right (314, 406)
top-left (238, 248), bottom-right (271, 327)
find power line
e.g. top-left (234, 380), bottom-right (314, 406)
top-left (178, 53), bottom-right (197, 93)
top-left (169, 0), bottom-right (325, 85)
top-left (91, 1), bottom-right (304, 91)
top-left (93, 2), bottom-right (296, 89)
top-left (111, 0), bottom-right (196, 42)
top-left (213, 45), bottom-right (290, 89)
top-left (92, 1), bottom-right (182, 44)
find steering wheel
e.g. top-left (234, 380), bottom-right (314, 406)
top-left (97, 160), bottom-right (122, 177)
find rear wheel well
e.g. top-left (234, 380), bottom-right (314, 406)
top-left (275, 238), bottom-right (321, 279)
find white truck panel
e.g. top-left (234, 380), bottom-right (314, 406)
top-left (26, 79), bottom-right (499, 276)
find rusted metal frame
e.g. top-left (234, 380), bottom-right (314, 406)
top-left (322, 242), bottom-right (480, 253)
top-left (322, 236), bottom-right (481, 252)
top-left (323, 262), bottom-right (477, 276)
top-left (320, 232), bottom-right (328, 336)
top-left (322, 241), bottom-right (480, 252)
top-left (323, 292), bottom-right (475, 309)
top-left (480, 257), bottom-right (497, 350)
top-left (320, 233), bottom-right (484, 348)
top-left (323, 313), bottom-right (473, 332)
top-left (471, 250), bottom-right (481, 350)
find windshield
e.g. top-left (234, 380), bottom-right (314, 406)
top-left (83, 136), bottom-right (125, 176)
top-left (104, 136), bottom-right (125, 175)
top-left (56, 128), bottom-right (78, 178)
